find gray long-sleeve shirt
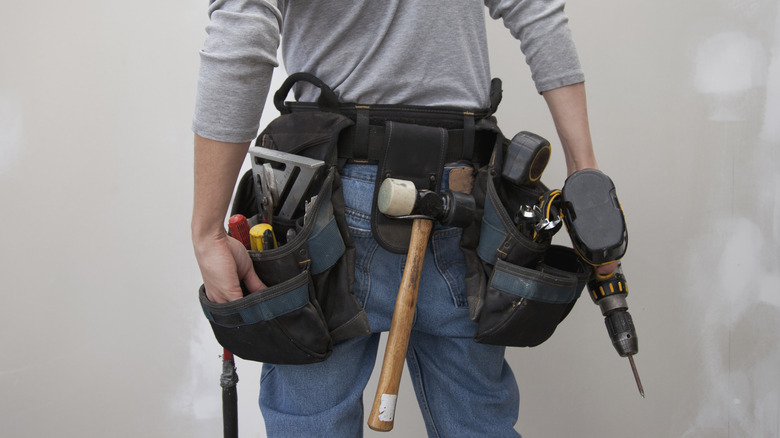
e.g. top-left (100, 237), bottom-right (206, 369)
top-left (193, 0), bottom-right (584, 143)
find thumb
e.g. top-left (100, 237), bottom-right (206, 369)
top-left (239, 262), bottom-right (266, 293)
top-left (596, 261), bottom-right (618, 277)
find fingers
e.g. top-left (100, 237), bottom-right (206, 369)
top-left (227, 236), bottom-right (267, 293)
top-left (195, 233), bottom-right (266, 304)
top-left (205, 280), bottom-right (245, 303)
top-left (200, 250), bottom-right (245, 304)
top-left (596, 261), bottom-right (618, 277)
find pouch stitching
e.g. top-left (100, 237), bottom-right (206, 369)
top-left (270, 317), bottom-right (330, 359)
top-left (202, 271), bottom-right (310, 314)
top-left (490, 261), bottom-right (579, 304)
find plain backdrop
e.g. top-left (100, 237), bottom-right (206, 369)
top-left (1, 1), bottom-right (779, 437)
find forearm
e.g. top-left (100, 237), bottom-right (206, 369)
top-left (191, 134), bottom-right (251, 244)
top-left (544, 82), bottom-right (619, 275)
top-left (542, 82), bottom-right (598, 174)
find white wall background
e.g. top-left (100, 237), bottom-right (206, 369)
top-left (1, 0), bottom-right (778, 437)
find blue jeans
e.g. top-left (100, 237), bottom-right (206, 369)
top-left (259, 164), bottom-right (520, 437)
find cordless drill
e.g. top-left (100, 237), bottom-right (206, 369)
top-left (501, 133), bottom-right (643, 396)
top-left (561, 169), bottom-right (644, 398)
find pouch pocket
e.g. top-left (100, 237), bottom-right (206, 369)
top-left (469, 139), bottom-right (587, 347)
top-left (477, 173), bottom-right (550, 267)
top-left (474, 245), bottom-right (588, 347)
top-left (297, 169), bottom-right (371, 341)
top-left (199, 170), bottom-right (356, 364)
top-left (255, 106), bottom-right (370, 342)
top-left (205, 187), bottom-right (338, 364)
top-left (199, 271), bottom-right (332, 364)
top-left (225, 108), bottom-right (370, 350)
top-left (468, 164), bottom-right (550, 321)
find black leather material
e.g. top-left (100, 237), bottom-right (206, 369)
top-left (202, 107), bottom-right (372, 364)
top-left (462, 131), bottom-right (590, 347)
top-left (370, 122), bottom-right (449, 253)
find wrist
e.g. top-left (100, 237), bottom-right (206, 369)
top-left (191, 220), bottom-right (228, 249)
top-left (566, 155), bottom-right (599, 175)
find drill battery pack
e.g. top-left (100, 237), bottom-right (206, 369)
top-left (561, 169), bottom-right (627, 266)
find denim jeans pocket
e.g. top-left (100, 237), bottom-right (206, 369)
top-left (342, 164), bottom-right (378, 307)
top-left (432, 226), bottom-right (469, 308)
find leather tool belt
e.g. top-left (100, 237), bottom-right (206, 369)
top-left (277, 72), bottom-right (503, 253)
top-left (199, 73), bottom-right (591, 364)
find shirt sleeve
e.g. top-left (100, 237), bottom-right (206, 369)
top-left (484, 0), bottom-right (585, 93)
top-left (192, 0), bottom-right (282, 143)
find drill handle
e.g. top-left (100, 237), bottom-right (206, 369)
top-left (587, 263), bottom-right (627, 304)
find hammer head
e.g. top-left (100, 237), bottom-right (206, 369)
top-left (377, 178), bottom-right (475, 227)
top-left (378, 178), bottom-right (417, 217)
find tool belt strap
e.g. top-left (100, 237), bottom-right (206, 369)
top-left (276, 73), bottom-right (503, 166)
top-left (336, 123), bottom-right (494, 164)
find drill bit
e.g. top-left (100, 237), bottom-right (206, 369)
top-left (627, 354), bottom-right (644, 398)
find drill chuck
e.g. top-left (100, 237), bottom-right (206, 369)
top-left (604, 310), bottom-right (638, 357)
top-left (588, 266), bottom-right (638, 357)
top-left (587, 265), bottom-right (644, 397)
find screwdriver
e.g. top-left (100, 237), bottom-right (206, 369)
top-left (587, 264), bottom-right (644, 398)
top-left (249, 223), bottom-right (277, 251)
top-left (228, 214), bottom-right (252, 250)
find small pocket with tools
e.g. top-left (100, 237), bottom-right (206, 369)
top-left (201, 170), bottom-right (345, 364)
top-left (200, 74), bottom-right (374, 363)
top-left (468, 131), bottom-right (589, 347)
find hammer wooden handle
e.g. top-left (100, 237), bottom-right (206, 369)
top-left (368, 218), bottom-right (433, 432)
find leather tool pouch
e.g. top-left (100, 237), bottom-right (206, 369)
top-left (371, 122), bottom-right (449, 253)
top-left (200, 172), bottom-right (338, 364)
top-left (462, 133), bottom-right (590, 347)
top-left (200, 74), bottom-right (371, 364)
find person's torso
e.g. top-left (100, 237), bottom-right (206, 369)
top-left (278, 0), bottom-right (492, 109)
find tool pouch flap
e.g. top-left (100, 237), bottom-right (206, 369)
top-left (371, 122), bottom-right (448, 253)
top-left (260, 111), bottom-right (353, 167)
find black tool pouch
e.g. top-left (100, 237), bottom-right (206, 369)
top-left (201, 167), bottom-right (365, 364)
top-left (199, 255), bottom-right (331, 364)
top-left (462, 133), bottom-right (589, 347)
top-left (200, 74), bottom-right (371, 364)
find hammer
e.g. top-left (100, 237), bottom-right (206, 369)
top-left (368, 178), bottom-right (475, 432)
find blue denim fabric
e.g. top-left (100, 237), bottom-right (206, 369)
top-left (259, 164), bottom-right (520, 437)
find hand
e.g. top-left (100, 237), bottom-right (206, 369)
top-left (194, 232), bottom-right (267, 303)
top-left (596, 261), bottom-right (618, 277)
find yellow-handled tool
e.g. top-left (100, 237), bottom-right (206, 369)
top-left (249, 223), bottom-right (277, 251)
